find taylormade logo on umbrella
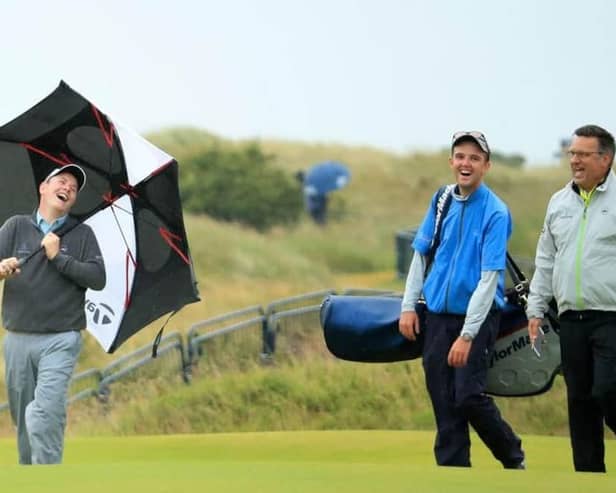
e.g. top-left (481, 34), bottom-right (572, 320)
top-left (85, 299), bottom-right (115, 326)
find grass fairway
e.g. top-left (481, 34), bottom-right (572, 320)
top-left (0, 431), bottom-right (613, 492)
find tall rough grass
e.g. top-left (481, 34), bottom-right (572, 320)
top-left (64, 358), bottom-right (570, 437)
top-left (61, 314), bottom-right (571, 438)
top-left (0, 129), bottom-right (575, 437)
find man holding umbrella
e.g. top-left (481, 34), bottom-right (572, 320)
top-left (297, 161), bottom-right (350, 225)
top-left (0, 164), bottom-right (106, 465)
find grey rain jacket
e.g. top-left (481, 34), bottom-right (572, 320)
top-left (526, 170), bottom-right (616, 319)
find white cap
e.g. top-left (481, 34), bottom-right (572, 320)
top-left (44, 164), bottom-right (86, 192)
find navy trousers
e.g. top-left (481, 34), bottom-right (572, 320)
top-left (559, 310), bottom-right (616, 473)
top-left (422, 311), bottom-right (524, 468)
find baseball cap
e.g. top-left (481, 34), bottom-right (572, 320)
top-left (451, 131), bottom-right (491, 158)
top-left (44, 164), bottom-right (86, 192)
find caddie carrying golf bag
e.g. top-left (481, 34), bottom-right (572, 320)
top-left (321, 180), bottom-right (560, 397)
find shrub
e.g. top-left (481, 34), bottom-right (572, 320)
top-left (180, 142), bottom-right (303, 231)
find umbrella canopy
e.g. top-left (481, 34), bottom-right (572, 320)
top-left (304, 161), bottom-right (350, 195)
top-left (0, 81), bottom-right (200, 353)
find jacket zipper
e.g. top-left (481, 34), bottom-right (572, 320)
top-left (575, 200), bottom-right (588, 310)
top-left (445, 201), bottom-right (466, 312)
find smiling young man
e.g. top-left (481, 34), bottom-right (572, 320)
top-left (0, 164), bottom-right (106, 465)
top-left (399, 131), bottom-right (524, 469)
top-left (526, 124), bottom-right (616, 473)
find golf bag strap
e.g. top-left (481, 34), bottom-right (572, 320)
top-left (506, 252), bottom-right (529, 307)
top-left (151, 310), bottom-right (179, 358)
top-left (505, 254), bottom-right (559, 331)
top-left (424, 184), bottom-right (455, 276)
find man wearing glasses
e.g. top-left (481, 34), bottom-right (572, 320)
top-left (399, 131), bottom-right (525, 469)
top-left (527, 124), bottom-right (616, 472)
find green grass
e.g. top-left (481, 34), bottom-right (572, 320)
top-left (0, 132), bottom-right (613, 488)
top-left (0, 431), bottom-right (613, 492)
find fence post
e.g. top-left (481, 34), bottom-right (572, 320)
top-left (260, 316), bottom-right (276, 362)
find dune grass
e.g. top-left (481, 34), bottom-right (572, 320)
top-left (0, 130), bottom-right (577, 442)
top-left (61, 136), bottom-right (569, 368)
top-left (60, 356), bottom-right (570, 438)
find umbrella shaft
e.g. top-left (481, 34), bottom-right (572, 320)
top-left (18, 247), bottom-right (43, 267)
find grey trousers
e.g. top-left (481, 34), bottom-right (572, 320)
top-left (3, 331), bottom-right (82, 465)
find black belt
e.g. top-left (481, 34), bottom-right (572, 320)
top-left (560, 310), bottom-right (616, 321)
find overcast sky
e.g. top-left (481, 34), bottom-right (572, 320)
top-left (2, 0), bottom-right (615, 166)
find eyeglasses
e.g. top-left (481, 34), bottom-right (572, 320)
top-left (566, 150), bottom-right (604, 159)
